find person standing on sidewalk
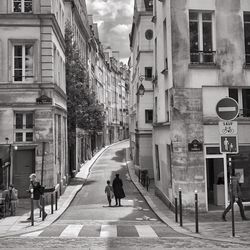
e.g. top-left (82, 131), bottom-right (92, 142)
top-left (222, 172), bottom-right (248, 221)
top-left (27, 173), bottom-right (47, 220)
top-left (112, 174), bottom-right (125, 206)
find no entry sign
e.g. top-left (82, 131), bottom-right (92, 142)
top-left (216, 97), bottom-right (239, 121)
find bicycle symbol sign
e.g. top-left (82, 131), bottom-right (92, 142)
top-left (219, 121), bottom-right (237, 135)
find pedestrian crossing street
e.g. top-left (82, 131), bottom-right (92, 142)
top-left (20, 224), bottom-right (184, 238)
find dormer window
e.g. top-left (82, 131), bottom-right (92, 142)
top-left (13, 0), bottom-right (32, 13)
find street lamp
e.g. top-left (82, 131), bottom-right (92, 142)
top-left (136, 76), bottom-right (145, 96)
top-left (4, 137), bottom-right (18, 187)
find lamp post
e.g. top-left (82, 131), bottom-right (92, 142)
top-left (136, 76), bottom-right (146, 96)
top-left (4, 137), bottom-right (17, 187)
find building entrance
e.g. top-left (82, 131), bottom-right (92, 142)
top-left (13, 149), bottom-right (35, 198)
top-left (206, 157), bottom-right (227, 210)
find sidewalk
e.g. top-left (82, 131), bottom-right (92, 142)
top-left (0, 146), bottom-right (108, 238)
top-left (126, 155), bottom-right (250, 245)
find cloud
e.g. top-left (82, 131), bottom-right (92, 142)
top-left (110, 24), bottom-right (131, 35)
top-left (86, 0), bottom-right (133, 61)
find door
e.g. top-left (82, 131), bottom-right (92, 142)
top-left (13, 149), bottom-right (35, 198)
top-left (206, 158), bottom-right (225, 210)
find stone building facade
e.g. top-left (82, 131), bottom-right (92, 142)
top-left (129, 0), bottom-right (154, 177)
top-left (151, 0), bottom-right (250, 211)
top-left (0, 0), bottom-right (67, 197)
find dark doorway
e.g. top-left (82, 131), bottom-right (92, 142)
top-left (13, 149), bottom-right (35, 198)
top-left (206, 158), bottom-right (224, 210)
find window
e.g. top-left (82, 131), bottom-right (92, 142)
top-left (144, 67), bottom-right (152, 79)
top-left (145, 29), bottom-right (153, 40)
top-left (166, 144), bottom-right (172, 188)
top-left (154, 38), bottom-right (157, 76)
top-left (244, 13), bottom-right (250, 65)
top-left (13, 0), bottom-right (32, 13)
top-left (145, 110), bottom-right (153, 123)
top-left (154, 97), bottom-right (158, 122)
top-left (155, 145), bottom-right (160, 180)
top-left (163, 18), bottom-right (168, 69)
top-left (189, 11), bottom-right (215, 64)
top-left (15, 112), bottom-right (34, 142)
top-left (165, 90), bottom-right (169, 122)
top-left (13, 44), bottom-right (33, 82)
top-left (229, 88), bottom-right (250, 117)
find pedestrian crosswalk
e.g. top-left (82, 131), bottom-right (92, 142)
top-left (20, 224), bottom-right (183, 238)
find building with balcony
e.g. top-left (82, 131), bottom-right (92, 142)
top-left (0, 0), bottom-right (67, 197)
top-left (152, 0), bottom-right (250, 211)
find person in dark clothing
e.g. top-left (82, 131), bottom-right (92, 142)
top-left (222, 172), bottom-right (248, 221)
top-left (27, 173), bottom-right (47, 220)
top-left (112, 174), bottom-right (125, 206)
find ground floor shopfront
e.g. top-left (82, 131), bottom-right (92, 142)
top-left (205, 145), bottom-right (250, 211)
top-left (0, 104), bottom-right (68, 198)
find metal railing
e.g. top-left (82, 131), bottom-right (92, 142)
top-left (190, 51), bottom-right (216, 64)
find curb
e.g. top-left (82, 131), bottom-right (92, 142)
top-left (125, 150), bottom-right (250, 246)
top-left (0, 144), bottom-right (113, 238)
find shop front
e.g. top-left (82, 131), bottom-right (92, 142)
top-left (205, 145), bottom-right (250, 211)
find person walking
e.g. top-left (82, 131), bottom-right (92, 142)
top-left (222, 172), bottom-right (248, 221)
top-left (27, 173), bottom-right (47, 220)
top-left (112, 173), bottom-right (125, 206)
top-left (104, 180), bottom-right (113, 207)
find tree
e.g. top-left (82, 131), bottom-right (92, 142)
top-left (65, 21), bottom-right (105, 146)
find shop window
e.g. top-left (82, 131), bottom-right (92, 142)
top-left (244, 13), bottom-right (250, 65)
top-left (189, 11), bottom-right (215, 64)
top-left (14, 112), bottom-right (34, 142)
top-left (13, 0), bottom-right (32, 13)
top-left (232, 146), bottom-right (250, 202)
top-left (155, 145), bottom-right (160, 180)
top-left (229, 88), bottom-right (250, 117)
top-left (13, 44), bottom-right (34, 82)
top-left (145, 109), bottom-right (153, 123)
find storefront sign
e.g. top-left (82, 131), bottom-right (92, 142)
top-left (188, 139), bottom-right (203, 152)
top-left (36, 95), bottom-right (52, 104)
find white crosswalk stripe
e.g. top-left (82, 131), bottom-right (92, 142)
top-left (19, 224), bottom-right (172, 238)
top-left (100, 225), bottom-right (117, 237)
top-left (21, 230), bottom-right (43, 237)
top-left (135, 225), bottom-right (158, 238)
top-left (59, 224), bottom-right (83, 238)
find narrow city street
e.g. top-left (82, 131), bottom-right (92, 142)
top-left (0, 141), bottom-right (249, 249)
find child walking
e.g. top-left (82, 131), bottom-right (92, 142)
top-left (105, 180), bottom-right (113, 207)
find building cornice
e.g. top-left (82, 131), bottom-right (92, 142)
top-left (0, 14), bottom-right (66, 51)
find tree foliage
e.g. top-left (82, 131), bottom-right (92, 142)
top-left (65, 21), bottom-right (105, 144)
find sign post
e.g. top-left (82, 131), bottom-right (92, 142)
top-left (216, 97), bottom-right (239, 237)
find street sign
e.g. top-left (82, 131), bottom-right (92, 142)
top-left (216, 97), bottom-right (239, 121)
top-left (220, 135), bottom-right (238, 154)
top-left (219, 121), bottom-right (237, 135)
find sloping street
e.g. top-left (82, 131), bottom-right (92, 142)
top-left (0, 141), bottom-right (249, 249)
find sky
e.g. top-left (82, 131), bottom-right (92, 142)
top-left (86, 0), bottom-right (134, 64)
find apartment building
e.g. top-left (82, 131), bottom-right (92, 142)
top-left (0, 0), bottom-right (67, 197)
top-left (129, 0), bottom-right (154, 177)
top-left (152, 0), bottom-right (250, 211)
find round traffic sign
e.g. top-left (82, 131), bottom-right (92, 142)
top-left (216, 97), bottom-right (239, 120)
